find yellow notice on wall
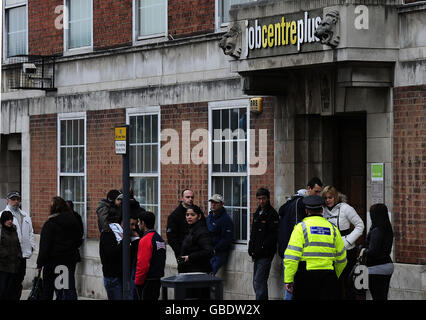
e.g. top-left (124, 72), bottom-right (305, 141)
top-left (115, 127), bottom-right (127, 141)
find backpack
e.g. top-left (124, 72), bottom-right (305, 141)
top-left (277, 195), bottom-right (303, 258)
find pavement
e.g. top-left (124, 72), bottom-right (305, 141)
top-left (21, 289), bottom-right (99, 300)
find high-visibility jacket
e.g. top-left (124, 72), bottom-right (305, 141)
top-left (284, 215), bottom-right (347, 284)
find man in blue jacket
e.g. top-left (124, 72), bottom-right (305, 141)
top-left (206, 194), bottom-right (234, 275)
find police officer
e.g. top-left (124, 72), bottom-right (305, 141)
top-left (284, 195), bottom-right (347, 300)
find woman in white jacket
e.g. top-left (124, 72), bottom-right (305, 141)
top-left (322, 185), bottom-right (364, 299)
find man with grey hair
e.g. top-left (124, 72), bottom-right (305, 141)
top-left (0, 191), bottom-right (35, 300)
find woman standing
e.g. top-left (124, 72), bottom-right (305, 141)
top-left (178, 206), bottom-right (213, 299)
top-left (0, 211), bottom-right (22, 300)
top-left (363, 203), bottom-right (394, 300)
top-left (37, 196), bottom-right (83, 300)
top-left (322, 186), bottom-right (364, 299)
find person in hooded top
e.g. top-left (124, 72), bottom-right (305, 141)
top-left (36, 196), bottom-right (83, 300)
top-left (0, 211), bottom-right (22, 300)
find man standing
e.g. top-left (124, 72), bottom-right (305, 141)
top-left (284, 195), bottom-right (347, 300)
top-left (166, 189), bottom-right (203, 260)
top-left (206, 194), bottom-right (234, 275)
top-left (0, 191), bottom-right (35, 300)
top-left (277, 177), bottom-right (323, 300)
top-left (277, 177), bottom-right (323, 259)
top-left (248, 188), bottom-right (279, 300)
top-left (96, 189), bottom-right (122, 233)
top-left (134, 211), bottom-right (166, 300)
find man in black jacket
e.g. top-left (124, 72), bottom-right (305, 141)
top-left (166, 189), bottom-right (204, 261)
top-left (248, 188), bottom-right (279, 300)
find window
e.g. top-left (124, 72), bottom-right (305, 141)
top-left (218, 0), bottom-right (256, 26)
top-left (127, 108), bottom-right (161, 232)
top-left (209, 100), bottom-right (249, 242)
top-left (65, 0), bottom-right (92, 50)
top-left (135, 0), bottom-right (166, 39)
top-left (4, 0), bottom-right (27, 57)
top-left (58, 113), bottom-right (86, 234)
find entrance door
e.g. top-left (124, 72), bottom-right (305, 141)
top-left (333, 114), bottom-right (367, 243)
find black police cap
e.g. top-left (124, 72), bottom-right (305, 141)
top-left (302, 195), bottom-right (325, 210)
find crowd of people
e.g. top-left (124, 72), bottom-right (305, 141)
top-left (0, 179), bottom-right (395, 300)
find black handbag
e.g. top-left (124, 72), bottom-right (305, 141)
top-left (348, 249), bottom-right (368, 294)
top-left (28, 269), bottom-right (43, 300)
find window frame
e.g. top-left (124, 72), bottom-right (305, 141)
top-left (132, 0), bottom-right (168, 44)
top-left (126, 106), bottom-right (161, 234)
top-left (63, 0), bottom-right (93, 55)
top-left (2, 0), bottom-right (28, 60)
top-left (208, 99), bottom-right (250, 244)
top-left (215, 0), bottom-right (257, 31)
top-left (57, 112), bottom-right (87, 236)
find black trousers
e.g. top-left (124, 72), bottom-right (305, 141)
top-left (369, 274), bottom-right (392, 300)
top-left (294, 267), bottom-right (339, 300)
top-left (6, 258), bottom-right (26, 300)
top-left (135, 279), bottom-right (161, 300)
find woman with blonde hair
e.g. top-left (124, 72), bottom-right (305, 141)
top-left (322, 186), bottom-right (364, 299)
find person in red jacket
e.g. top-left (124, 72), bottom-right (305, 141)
top-left (134, 211), bottom-right (166, 300)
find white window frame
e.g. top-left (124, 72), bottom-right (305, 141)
top-left (215, 0), bottom-right (257, 31)
top-left (126, 106), bottom-right (161, 234)
top-left (208, 99), bottom-right (250, 244)
top-left (63, 0), bottom-right (93, 55)
top-left (132, 0), bottom-right (168, 45)
top-left (2, 0), bottom-right (28, 60)
top-left (57, 112), bottom-right (87, 236)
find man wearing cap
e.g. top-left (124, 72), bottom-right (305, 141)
top-left (206, 194), bottom-right (234, 275)
top-left (283, 195), bottom-right (347, 300)
top-left (0, 191), bottom-right (35, 300)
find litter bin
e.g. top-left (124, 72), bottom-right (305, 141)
top-left (161, 272), bottom-right (223, 300)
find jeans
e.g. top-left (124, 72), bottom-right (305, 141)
top-left (282, 265), bottom-right (293, 300)
top-left (0, 271), bottom-right (14, 300)
top-left (253, 257), bottom-right (273, 300)
top-left (42, 263), bottom-right (77, 300)
top-left (104, 277), bottom-right (122, 300)
top-left (369, 274), bottom-right (392, 300)
top-left (211, 253), bottom-right (228, 276)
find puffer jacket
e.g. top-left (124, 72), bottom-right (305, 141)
top-left (0, 225), bottom-right (22, 273)
top-left (37, 211), bottom-right (83, 268)
top-left (323, 201), bottom-right (364, 250)
top-left (178, 220), bottom-right (214, 274)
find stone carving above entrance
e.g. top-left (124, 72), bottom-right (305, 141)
top-left (219, 24), bottom-right (242, 59)
top-left (314, 10), bottom-right (340, 48)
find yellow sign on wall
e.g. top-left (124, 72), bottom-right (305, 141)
top-left (115, 127), bottom-right (127, 141)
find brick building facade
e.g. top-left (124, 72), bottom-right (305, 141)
top-left (1, 0), bottom-right (425, 299)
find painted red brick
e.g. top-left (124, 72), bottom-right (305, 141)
top-left (393, 85), bottom-right (426, 265)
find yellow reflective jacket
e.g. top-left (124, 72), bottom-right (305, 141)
top-left (284, 215), bottom-right (347, 283)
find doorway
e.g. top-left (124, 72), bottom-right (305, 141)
top-left (330, 113), bottom-right (367, 242)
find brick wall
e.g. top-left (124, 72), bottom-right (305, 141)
top-left (30, 113), bottom-right (58, 233)
top-left (249, 97), bottom-right (275, 216)
top-left (393, 85), bottom-right (426, 265)
top-left (168, 0), bottom-right (215, 38)
top-left (86, 109), bottom-right (126, 238)
top-left (160, 102), bottom-right (209, 238)
top-left (26, 0), bottom-right (215, 56)
top-left (28, 0), bottom-right (63, 55)
top-left (93, 0), bottom-right (132, 50)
